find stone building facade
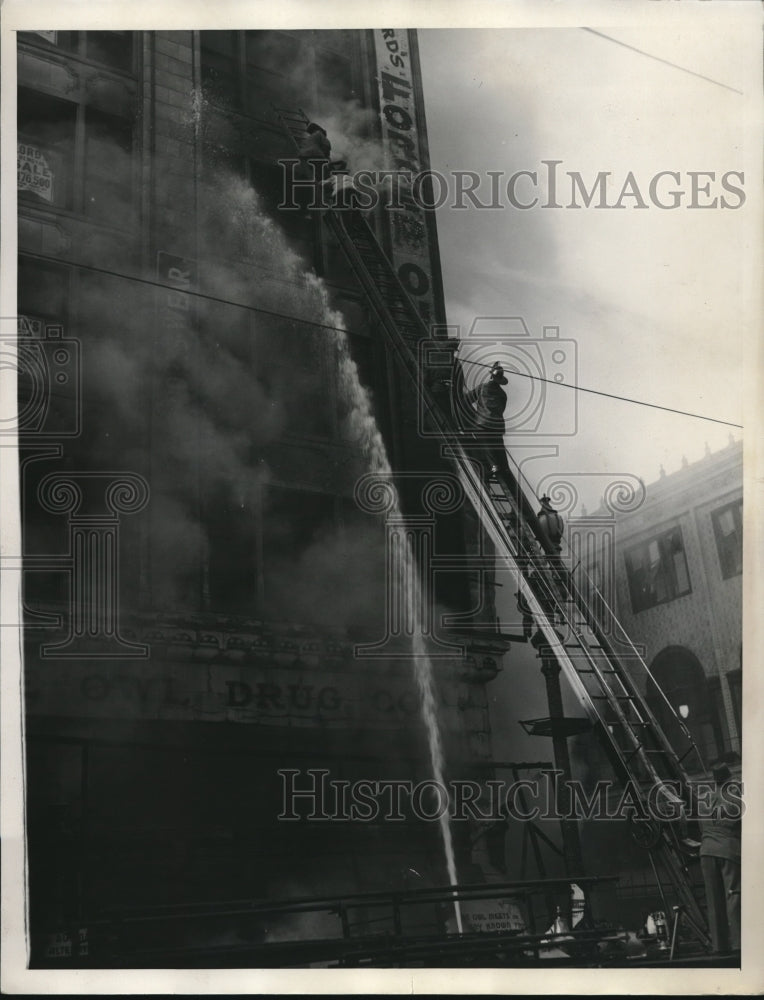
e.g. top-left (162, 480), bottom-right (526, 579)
top-left (17, 29), bottom-right (506, 965)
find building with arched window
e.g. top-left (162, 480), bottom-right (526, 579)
top-left (596, 439), bottom-right (743, 767)
top-left (565, 439), bottom-right (743, 925)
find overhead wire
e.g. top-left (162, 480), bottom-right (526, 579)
top-left (456, 358), bottom-right (741, 429)
top-left (18, 249), bottom-right (742, 429)
top-left (580, 27), bottom-right (744, 96)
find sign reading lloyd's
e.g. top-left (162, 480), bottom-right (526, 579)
top-left (374, 29), bottom-right (438, 333)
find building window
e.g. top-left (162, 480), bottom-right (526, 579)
top-left (18, 256), bottom-right (69, 329)
top-left (245, 31), bottom-right (303, 111)
top-left (18, 89), bottom-right (77, 210)
top-left (256, 320), bottom-right (335, 441)
top-left (200, 31), bottom-right (241, 110)
top-left (712, 500), bottom-right (743, 579)
top-left (200, 30), bottom-right (308, 116)
top-left (647, 646), bottom-right (722, 769)
top-left (19, 30), bottom-right (135, 73)
top-left (18, 87), bottom-right (135, 229)
top-left (82, 31), bottom-right (134, 73)
top-left (84, 109), bottom-right (134, 227)
top-left (316, 49), bottom-right (356, 105)
top-left (261, 486), bottom-right (337, 621)
top-left (206, 483), bottom-right (257, 614)
top-left (624, 525), bottom-right (691, 613)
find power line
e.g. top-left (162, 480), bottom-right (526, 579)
top-left (19, 250), bottom-right (354, 339)
top-left (581, 27), bottom-right (744, 96)
top-left (457, 358), bottom-right (742, 429)
top-left (18, 250), bottom-right (742, 429)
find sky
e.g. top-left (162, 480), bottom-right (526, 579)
top-left (418, 22), bottom-right (757, 513)
top-left (416, 16), bottom-right (760, 851)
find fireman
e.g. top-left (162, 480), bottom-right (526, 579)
top-left (699, 760), bottom-right (741, 955)
top-left (297, 122), bottom-right (331, 213)
top-left (536, 495), bottom-right (564, 553)
top-left (463, 361), bottom-right (512, 485)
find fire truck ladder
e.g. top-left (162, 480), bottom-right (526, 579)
top-left (273, 106), bottom-right (710, 946)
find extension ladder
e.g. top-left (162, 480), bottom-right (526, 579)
top-left (272, 105), bottom-right (710, 944)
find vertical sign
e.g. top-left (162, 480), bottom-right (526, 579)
top-left (374, 29), bottom-right (438, 335)
top-left (156, 251), bottom-right (196, 335)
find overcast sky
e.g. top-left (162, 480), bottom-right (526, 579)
top-left (418, 22), bottom-right (756, 512)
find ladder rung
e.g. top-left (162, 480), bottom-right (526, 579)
top-left (592, 693), bottom-right (638, 701)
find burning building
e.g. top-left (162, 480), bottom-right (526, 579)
top-left (15, 26), bottom-right (741, 970)
top-left (17, 28), bottom-right (513, 966)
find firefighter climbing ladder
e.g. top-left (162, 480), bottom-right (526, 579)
top-left (273, 106), bottom-right (710, 945)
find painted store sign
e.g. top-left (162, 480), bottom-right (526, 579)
top-left (374, 29), bottom-right (438, 333)
top-left (18, 140), bottom-right (54, 202)
top-left (24, 659), bottom-right (465, 730)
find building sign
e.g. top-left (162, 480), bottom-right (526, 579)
top-left (18, 315), bottom-right (46, 338)
top-left (44, 928), bottom-right (88, 959)
top-left (374, 29), bottom-right (438, 333)
top-left (18, 141), bottom-right (54, 202)
top-left (156, 251), bottom-right (196, 332)
top-left (459, 898), bottom-right (526, 934)
top-left (24, 659), bottom-right (467, 731)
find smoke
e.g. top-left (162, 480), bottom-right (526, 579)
top-left (68, 119), bottom-right (397, 621)
top-left (314, 101), bottom-right (385, 175)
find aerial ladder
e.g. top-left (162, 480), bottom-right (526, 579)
top-left (273, 106), bottom-right (710, 947)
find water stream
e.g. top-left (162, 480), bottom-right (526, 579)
top-left (307, 275), bottom-right (464, 935)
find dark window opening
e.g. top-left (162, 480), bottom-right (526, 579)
top-left (84, 109), bottom-right (134, 228)
top-left (200, 31), bottom-right (241, 110)
top-left (712, 500), bottom-right (743, 579)
top-left (83, 31), bottom-right (134, 72)
top-left (316, 50), bottom-right (356, 105)
top-left (18, 89), bottom-right (76, 209)
top-left (624, 525), bottom-right (691, 613)
top-left (245, 31), bottom-right (305, 112)
top-left (247, 160), bottom-right (312, 253)
top-left (206, 485), bottom-right (257, 614)
top-left (18, 257), bottom-right (69, 329)
top-left (647, 646), bottom-right (722, 767)
top-left (261, 485), bottom-right (336, 621)
top-left (19, 30), bottom-right (134, 72)
top-left (273, 326), bottom-right (333, 440)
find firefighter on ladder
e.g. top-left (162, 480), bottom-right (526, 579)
top-left (462, 361), bottom-right (513, 487)
top-left (297, 122), bottom-right (331, 215)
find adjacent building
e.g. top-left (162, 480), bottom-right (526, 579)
top-left (565, 439), bottom-right (743, 926)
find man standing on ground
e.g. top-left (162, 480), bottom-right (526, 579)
top-left (699, 760), bottom-right (742, 955)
